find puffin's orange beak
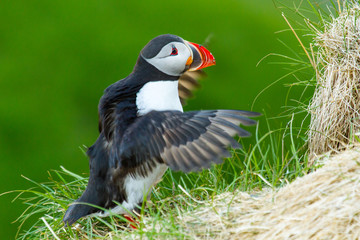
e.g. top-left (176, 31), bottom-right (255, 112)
top-left (185, 41), bottom-right (216, 71)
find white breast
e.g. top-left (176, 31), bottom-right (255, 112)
top-left (136, 80), bottom-right (183, 116)
top-left (121, 163), bottom-right (168, 212)
top-left (94, 163), bottom-right (168, 217)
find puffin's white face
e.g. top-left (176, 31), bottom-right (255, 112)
top-left (142, 41), bottom-right (192, 76)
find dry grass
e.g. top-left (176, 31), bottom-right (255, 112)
top-left (308, 2), bottom-right (360, 160)
top-left (126, 147), bottom-right (360, 240)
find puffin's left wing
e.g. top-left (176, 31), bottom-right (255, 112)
top-left (119, 110), bottom-right (260, 172)
top-left (178, 70), bottom-right (206, 105)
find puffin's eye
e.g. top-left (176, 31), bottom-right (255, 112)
top-left (170, 46), bottom-right (178, 56)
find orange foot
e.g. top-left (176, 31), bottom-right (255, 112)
top-left (124, 215), bottom-right (139, 229)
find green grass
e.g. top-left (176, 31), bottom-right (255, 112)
top-left (2, 115), bottom-right (311, 239)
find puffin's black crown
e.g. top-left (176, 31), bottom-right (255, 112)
top-left (141, 34), bottom-right (183, 59)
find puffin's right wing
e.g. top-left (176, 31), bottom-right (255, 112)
top-left (118, 110), bottom-right (260, 172)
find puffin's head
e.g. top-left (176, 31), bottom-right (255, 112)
top-left (140, 34), bottom-right (216, 76)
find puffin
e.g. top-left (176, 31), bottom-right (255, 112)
top-left (63, 34), bottom-right (260, 226)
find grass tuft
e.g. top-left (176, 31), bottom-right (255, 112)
top-left (307, 1), bottom-right (360, 160)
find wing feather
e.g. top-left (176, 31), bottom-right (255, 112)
top-left (119, 110), bottom-right (259, 172)
top-left (178, 70), bottom-right (206, 105)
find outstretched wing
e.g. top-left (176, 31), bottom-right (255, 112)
top-left (119, 110), bottom-right (260, 172)
top-left (178, 70), bottom-right (206, 105)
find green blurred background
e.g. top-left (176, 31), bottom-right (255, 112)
top-left (0, 0), bottom-right (310, 238)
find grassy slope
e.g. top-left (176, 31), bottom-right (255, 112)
top-left (125, 147), bottom-right (360, 240)
top-left (5, 119), bottom-right (309, 239)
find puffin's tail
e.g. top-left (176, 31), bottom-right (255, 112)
top-left (63, 180), bottom-right (105, 226)
top-left (63, 136), bottom-right (109, 226)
